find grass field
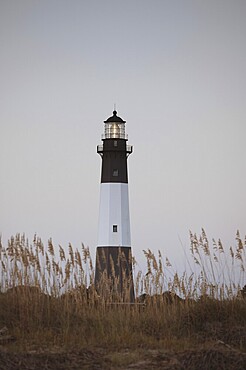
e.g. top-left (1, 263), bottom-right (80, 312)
top-left (0, 230), bottom-right (245, 369)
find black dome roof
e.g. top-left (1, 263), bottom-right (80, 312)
top-left (104, 110), bottom-right (126, 123)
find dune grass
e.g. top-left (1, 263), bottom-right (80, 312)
top-left (0, 230), bottom-right (245, 353)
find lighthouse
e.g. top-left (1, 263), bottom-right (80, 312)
top-left (95, 110), bottom-right (134, 302)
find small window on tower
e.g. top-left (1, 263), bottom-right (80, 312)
top-left (113, 169), bottom-right (118, 176)
top-left (114, 140), bottom-right (118, 147)
top-left (113, 225), bottom-right (118, 232)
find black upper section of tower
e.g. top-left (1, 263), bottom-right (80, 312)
top-left (99, 139), bottom-right (129, 183)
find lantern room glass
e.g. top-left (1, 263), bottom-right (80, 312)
top-left (103, 122), bottom-right (127, 139)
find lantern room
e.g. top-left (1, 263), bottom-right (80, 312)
top-left (102, 110), bottom-right (127, 140)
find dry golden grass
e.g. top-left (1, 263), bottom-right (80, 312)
top-left (0, 230), bottom-right (245, 359)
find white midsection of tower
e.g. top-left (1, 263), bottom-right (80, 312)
top-left (97, 183), bottom-right (131, 247)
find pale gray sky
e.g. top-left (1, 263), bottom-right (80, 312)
top-left (0, 0), bottom-right (246, 272)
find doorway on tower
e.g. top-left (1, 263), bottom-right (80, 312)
top-left (95, 246), bottom-right (135, 303)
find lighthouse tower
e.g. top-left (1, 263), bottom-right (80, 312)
top-left (95, 110), bottom-right (134, 302)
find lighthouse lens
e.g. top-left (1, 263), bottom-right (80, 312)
top-left (110, 123), bottom-right (120, 138)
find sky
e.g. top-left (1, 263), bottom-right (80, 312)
top-left (0, 0), bottom-right (246, 274)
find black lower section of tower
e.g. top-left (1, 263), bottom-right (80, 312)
top-left (95, 247), bottom-right (135, 303)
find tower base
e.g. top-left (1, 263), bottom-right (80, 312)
top-left (95, 247), bottom-right (135, 303)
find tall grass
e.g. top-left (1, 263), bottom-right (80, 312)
top-left (0, 230), bottom-right (245, 350)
